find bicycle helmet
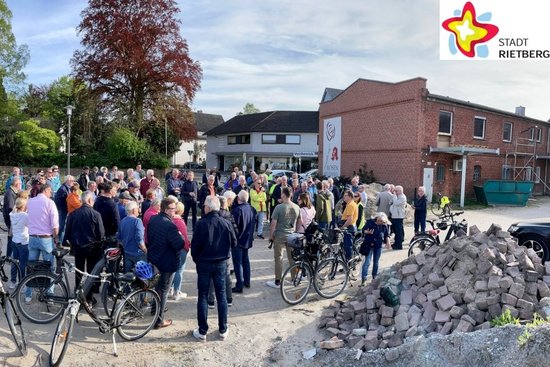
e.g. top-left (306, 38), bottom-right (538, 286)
top-left (134, 261), bottom-right (154, 280)
top-left (104, 248), bottom-right (122, 261)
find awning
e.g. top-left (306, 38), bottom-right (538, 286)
top-left (429, 146), bottom-right (500, 156)
top-left (428, 145), bottom-right (500, 208)
top-left (211, 151), bottom-right (318, 158)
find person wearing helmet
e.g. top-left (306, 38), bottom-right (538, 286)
top-left (146, 196), bottom-right (185, 329)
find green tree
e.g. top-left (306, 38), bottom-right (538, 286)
top-left (106, 128), bottom-right (148, 166)
top-left (15, 119), bottom-right (60, 160)
top-left (0, 0), bottom-right (29, 89)
top-left (239, 103), bottom-right (260, 115)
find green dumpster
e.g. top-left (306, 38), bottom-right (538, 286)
top-left (475, 180), bottom-right (534, 206)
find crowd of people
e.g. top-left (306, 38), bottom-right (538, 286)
top-left (1, 163), bottom-right (427, 341)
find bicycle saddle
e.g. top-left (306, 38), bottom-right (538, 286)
top-left (53, 247), bottom-right (70, 259)
top-left (116, 272), bottom-right (136, 283)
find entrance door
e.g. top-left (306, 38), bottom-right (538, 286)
top-left (423, 168), bottom-right (434, 203)
top-left (218, 155), bottom-right (224, 171)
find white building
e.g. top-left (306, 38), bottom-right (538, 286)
top-left (171, 112), bottom-right (224, 166)
top-left (204, 111), bottom-right (319, 172)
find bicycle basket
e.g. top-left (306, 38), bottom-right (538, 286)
top-left (286, 233), bottom-right (306, 249)
top-left (291, 248), bottom-right (305, 261)
top-left (323, 228), bottom-right (340, 244)
top-left (26, 261), bottom-right (52, 288)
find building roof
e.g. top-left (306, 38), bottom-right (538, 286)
top-left (193, 112), bottom-right (224, 133)
top-left (204, 111), bottom-right (319, 136)
top-left (426, 93), bottom-right (549, 125)
top-left (321, 88), bottom-right (344, 103)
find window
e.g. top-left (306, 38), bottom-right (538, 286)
top-left (261, 134), bottom-right (301, 144)
top-left (473, 165), bottom-right (481, 181)
top-left (436, 164), bottom-right (446, 181)
top-left (502, 165), bottom-right (512, 180)
top-left (503, 122), bottom-right (512, 142)
top-left (286, 135), bottom-right (300, 144)
top-left (528, 127), bottom-right (541, 142)
top-left (439, 111), bottom-right (452, 135)
top-left (262, 134), bottom-right (276, 144)
top-left (227, 134), bottom-right (250, 145)
top-left (535, 166), bottom-right (541, 183)
top-left (473, 117), bottom-right (486, 139)
top-left (525, 167), bottom-right (532, 181)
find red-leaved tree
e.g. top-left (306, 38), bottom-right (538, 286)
top-left (71, 0), bottom-right (202, 140)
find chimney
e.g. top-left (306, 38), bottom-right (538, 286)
top-left (515, 106), bottom-right (525, 116)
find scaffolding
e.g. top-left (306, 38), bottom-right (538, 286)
top-left (504, 131), bottom-right (550, 193)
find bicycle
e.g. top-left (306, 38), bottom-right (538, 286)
top-left (408, 211), bottom-right (468, 257)
top-left (430, 192), bottom-right (452, 217)
top-left (0, 252), bottom-right (27, 356)
top-left (14, 243), bottom-right (104, 324)
top-left (0, 241), bottom-right (21, 290)
top-left (312, 227), bottom-right (363, 299)
top-left (49, 258), bottom-right (160, 366)
top-left (280, 228), bottom-right (332, 305)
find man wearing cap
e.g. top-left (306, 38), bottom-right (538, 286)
top-left (78, 166), bottom-right (91, 191)
top-left (117, 191), bottom-right (134, 220)
top-left (127, 181), bottom-right (143, 204)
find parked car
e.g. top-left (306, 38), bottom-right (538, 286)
top-left (508, 219), bottom-right (550, 262)
top-left (183, 162), bottom-right (206, 170)
top-left (269, 170), bottom-right (294, 180)
top-left (299, 169), bottom-right (318, 180)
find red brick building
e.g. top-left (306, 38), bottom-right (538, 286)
top-left (318, 77), bottom-right (550, 204)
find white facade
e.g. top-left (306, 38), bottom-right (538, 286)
top-left (206, 132), bottom-right (318, 172)
top-left (171, 135), bottom-right (207, 166)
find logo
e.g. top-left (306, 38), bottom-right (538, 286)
top-left (326, 122), bottom-right (336, 141)
top-left (442, 1), bottom-right (499, 58)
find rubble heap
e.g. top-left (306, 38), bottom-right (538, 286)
top-left (319, 224), bottom-right (550, 351)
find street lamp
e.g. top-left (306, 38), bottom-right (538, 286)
top-left (65, 105), bottom-right (75, 175)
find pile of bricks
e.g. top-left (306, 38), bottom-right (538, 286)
top-left (318, 223), bottom-right (550, 351)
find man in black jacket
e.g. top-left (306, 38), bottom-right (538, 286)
top-left (93, 182), bottom-right (120, 238)
top-left (54, 175), bottom-right (75, 241)
top-left (230, 190), bottom-right (256, 293)
top-left (63, 192), bottom-right (105, 297)
top-left (147, 196), bottom-right (184, 329)
top-left (191, 195), bottom-right (237, 342)
top-left (181, 171), bottom-right (199, 227)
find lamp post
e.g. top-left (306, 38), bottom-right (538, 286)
top-left (65, 105), bottom-right (75, 175)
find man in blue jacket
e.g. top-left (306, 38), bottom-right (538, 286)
top-left (230, 190), bottom-right (256, 293)
top-left (147, 196), bottom-right (184, 329)
top-left (191, 196), bottom-right (237, 342)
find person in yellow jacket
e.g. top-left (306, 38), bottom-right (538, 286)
top-left (250, 179), bottom-right (267, 239)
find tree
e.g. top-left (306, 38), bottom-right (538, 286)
top-left (238, 103), bottom-right (260, 115)
top-left (0, 0), bottom-right (29, 89)
top-left (72, 0), bottom-right (202, 136)
top-left (15, 119), bottom-right (61, 160)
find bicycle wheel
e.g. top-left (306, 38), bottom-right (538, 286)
top-left (1, 257), bottom-right (20, 290)
top-left (280, 262), bottom-right (313, 305)
top-left (115, 288), bottom-right (160, 341)
top-left (313, 257), bottom-right (349, 298)
top-left (49, 306), bottom-right (75, 367)
top-left (3, 294), bottom-right (27, 356)
top-left (408, 237), bottom-right (436, 257)
top-left (15, 272), bottom-right (68, 324)
top-left (430, 202), bottom-right (443, 216)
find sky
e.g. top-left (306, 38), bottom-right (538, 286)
top-left (6, 0), bottom-right (550, 122)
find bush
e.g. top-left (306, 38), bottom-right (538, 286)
top-left (491, 309), bottom-right (520, 327)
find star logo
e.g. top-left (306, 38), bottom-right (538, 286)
top-left (442, 2), bottom-right (499, 58)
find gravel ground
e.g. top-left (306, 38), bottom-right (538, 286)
top-left (1, 196), bottom-right (550, 366)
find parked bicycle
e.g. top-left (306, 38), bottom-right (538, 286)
top-left (408, 211), bottom-right (468, 257)
top-left (0, 251), bottom-right (27, 356)
top-left (14, 243), bottom-right (105, 324)
top-left (430, 192), bottom-right (452, 217)
top-left (49, 260), bottom-right (160, 366)
top-left (280, 226), bottom-right (332, 305)
top-left (0, 239), bottom-right (21, 290)
top-left (312, 227), bottom-right (363, 299)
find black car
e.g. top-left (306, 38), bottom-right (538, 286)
top-left (508, 219), bottom-right (550, 262)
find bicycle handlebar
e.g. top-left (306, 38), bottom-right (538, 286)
top-left (62, 259), bottom-right (112, 280)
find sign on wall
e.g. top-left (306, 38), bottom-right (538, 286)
top-left (323, 117), bottom-right (341, 177)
